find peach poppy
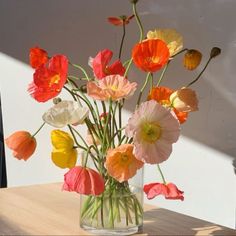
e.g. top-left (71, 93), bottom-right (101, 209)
top-left (170, 88), bottom-right (198, 112)
top-left (29, 46), bottom-right (48, 69)
top-left (28, 55), bottom-right (68, 102)
top-left (107, 15), bottom-right (134, 26)
top-left (87, 74), bottom-right (137, 101)
top-left (132, 39), bottom-right (170, 72)
top-left (147, 29), bottom-right (183, 56)
top-left (183, 49), bottom-right (202, 70)
top-left (63, 166), bottom-right (105, 196)
top-left (91, 49), bottom-right (125, 79)
top-left (143, 182), bottom-right (184, 201)
top-left (5, 131), bottom-right (36, 161)
top-left (148, 86), bottom-right (188, 124)
top-left (105, 144), bottom-right (143, 182)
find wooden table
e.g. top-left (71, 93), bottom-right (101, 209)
top-left (0, 183), bottom-right (235, 235)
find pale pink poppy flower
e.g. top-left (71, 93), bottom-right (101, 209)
top-left (170, 87), bottom-right (198, 112)
top-left (125, 100), bottom-right (180, 164)
top-left (87, 74), bottom-right (137, 101)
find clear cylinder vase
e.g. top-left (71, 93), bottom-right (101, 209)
top-left (80, 163), bottom-right (144, 236)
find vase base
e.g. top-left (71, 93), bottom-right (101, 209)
top-left (80, 224), bottom-right (143, 235)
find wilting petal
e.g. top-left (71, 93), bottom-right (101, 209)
top-left (143, 182), bottom-right (184, 201)
top-left (5, 131), bottom-right (36, 161)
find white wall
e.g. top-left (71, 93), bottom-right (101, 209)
top-left (0, 0), bottom-right (235, 229)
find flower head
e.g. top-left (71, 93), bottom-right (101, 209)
top-left (148, 86), bottom-right (188, 124)
top-left (28, 55), bottom-right (68, 102)
top-left (147, 29), bottom-right (183, 56)
top-left (143, 182), bottom-right (184, 201)
top-left (43, 100), bottom-right (89, 128)
top-left (107, 15), bottom-right (134, 26)
top-left (5, 131), bottom-right (36, 161)
top-left (125, 100), bottom-right (180, 164)
top-left (132, 39), bottom-right (170, 72)
top-left (91, 49), bottom-right (125, 79)
top-left (170, 88), bottom-right (198, 112)
top-left (51, 130), bottom-right (77, 169)
top-left (63, 166), bottom-right (105, 195)
top-left (87, 74), bottom-right (137, 101)
top-left (105, 144), bottom-right (143, 182)
top-left (183, 49), bottom-right (202, 70)
top-left (29, 47), bottom-right (48, 69)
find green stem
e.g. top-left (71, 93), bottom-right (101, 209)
top-left (150, 73), bottom-right (153, 90)
top-left (137, 72), bottom-right (151, 106)
top-left (157, 164), bottom-right (166, 184)
top-left (186, 57), bottom-right (212, 87)
top-left (133, 2), bottom-right (144, 42)
top-left (157, 61), bottom-right (170, 86)
top-left (172, 48), bottom-right (188, 58)
top-left (119, 23), bottom-right (126, 60)
top-left (32, 122), bottom-right (46, 137)
top-left (69, 62), bottom-right (89, 81)
top-left (124, 58), bottom-right (133, 77)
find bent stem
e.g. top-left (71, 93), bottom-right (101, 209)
top-left (32, 122), bottom-right (46, 137)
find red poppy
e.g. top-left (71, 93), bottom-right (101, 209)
top-left (107, 15), bottom-right (134, 26)
top-left (143, 182), bottom-right (184, 201)
top-left (29, 47), bottom-right (48, 69)
top-left (28, 55), bottom-right (68, 102)
top-left (63, 166), bottom-right (105, 196)
top-left (132, 39), bottom-right (170, 72)
top-left (5, 131), bottom-right (37, 161)
top-left (92, 49), bottom-right (125, 79)
top-left (148, 86), bottom-right (188, 124)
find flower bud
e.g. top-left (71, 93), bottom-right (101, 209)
top-left (130, 0), bottom-right (139, 3)
top-left (53, 97), bottom-right (62, 104)
top-left (210, 47), bottom-right (221, 58)
top-left (183, 49), bottom-right (202, 70)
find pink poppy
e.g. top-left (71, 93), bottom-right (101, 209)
top-left (28, 55), bottom-right (68, 102)
top-left (87, 74), bottom-right (137, 101)
top-left (63, 166), bottom-right (105, 196)
top-left (125, 100), bottom-right (180, 164)
top-left (143, 182), bottom-right (184, 201)
top-left (91, 49), bottom-right (125, 79)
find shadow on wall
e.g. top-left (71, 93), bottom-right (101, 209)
top-left (0, 0), bottom-right (236, 173)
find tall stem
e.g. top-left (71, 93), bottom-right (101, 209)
top-left (69, 62), bottom-right (89, 81)
top-left (186, 57), bottom-right (212, 87)
top-left (157, 164), bottom-right (166, 184)
top-left (136, 72), bottom-right (151, 106)
top-left (119, 24), bottom-right (126, 60)
top-left (133, 2), bottom-right (144, 42)
top-left (32, 122), bottom-right (46, 137)
top-left (157, 61), bottom-right (170, 86)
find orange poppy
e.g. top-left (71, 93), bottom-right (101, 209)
top-left (5, 131), bottom-right (37, 161)
top-left (148, 86), bottom-right (188, 124)
top-left (183, 49), bottom-right (202, 70)
top-left (105, 144), bottom-right (143, 182)
top-left (132, 39), bottom-right (170, 72)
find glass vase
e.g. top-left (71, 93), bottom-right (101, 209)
top-left (79, 154), bottom-right (144, 235)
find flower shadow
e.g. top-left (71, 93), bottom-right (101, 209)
top-left (142, 208), bottom-right (236, 235)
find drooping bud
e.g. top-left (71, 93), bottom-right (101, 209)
top-left (183, 49), bottom-right (202, 70)
top-left (210, 47), bottom-right (221, 58)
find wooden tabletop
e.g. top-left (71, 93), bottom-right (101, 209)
top-left (0, 183), bottom-right (235, 235)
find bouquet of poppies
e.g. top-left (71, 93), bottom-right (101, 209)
top-left (5, 0), bottom-right (220, 233)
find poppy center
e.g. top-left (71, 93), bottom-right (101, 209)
top-left (121, 154), bottom-right (129, 162)
top-left (141, 122), bottom-right (162, 143)
top-left (49, 74), bottom-right (60, 87)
